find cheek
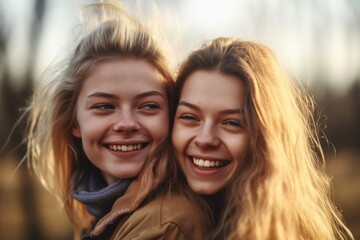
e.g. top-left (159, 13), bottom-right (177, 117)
top-left (148, 114), bottom-right (169, 142)
top-left (172, 125), bottom-right (195, 156)
top-left (79, 119), bottom-right (103, 139)
top-left (228, 135), bottom-right (249, 162)
top-left (80, 138), bottom-right (98, 164)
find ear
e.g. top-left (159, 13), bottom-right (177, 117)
top-left (72, 124), bottom-right (81, 138)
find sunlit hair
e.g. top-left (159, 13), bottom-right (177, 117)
top-left (26, 2), bottom-right (176, 239)
top-left (175, 38), bottom-right (354, 240)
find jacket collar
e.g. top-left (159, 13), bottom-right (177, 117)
top-left (90, 158), bottom-right (164, 237)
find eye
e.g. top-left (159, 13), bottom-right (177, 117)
top-left (92, 104), bottom-right (115, 110)
top-left (223, 120), bottom-right (243, 128)
top-left (139, 103), bottom-right (160, 111)
top-left (178, 114), bottom-right (198, 121)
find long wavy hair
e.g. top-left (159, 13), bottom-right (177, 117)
top-left (175, 38), bottom-right (353, 240)
top-left (26, 2), bottom-right (176, 239)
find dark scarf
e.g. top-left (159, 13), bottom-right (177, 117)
top-left (73, 166), bottom-right (132, 220)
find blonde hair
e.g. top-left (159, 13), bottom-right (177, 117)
top-left (26, 2), bottom-right (175, 239)
top-left (176, 38), bottom-right (353, 240)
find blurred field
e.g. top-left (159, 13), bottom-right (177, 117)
top-left (0, 150), bottom-right (359, 239)
top-left (326, 150), bottom-right (360, 239)
top-left (0, 156), bottom-right (72, 240)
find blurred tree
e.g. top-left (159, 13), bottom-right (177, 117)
top-left (1, 0), bottom-right (48, 239)
top-left (0, 5), bottom-right (9, 154)
top-left (348, 79), bottom-right (360, 149)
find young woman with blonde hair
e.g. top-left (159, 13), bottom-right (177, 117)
top-left (172, 37), bottom-right (354, 240)
top-left (26, 2), bottom-right (210, 239)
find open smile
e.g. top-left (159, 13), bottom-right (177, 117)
top-left (190, 156), bottom-right (230, 168)
top-left (105, 143), bottom-right (147, 152)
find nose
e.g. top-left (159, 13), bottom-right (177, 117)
top-left (112, 110), bottom-right (140, 133)
top-left (194, 124), bottom-right (220, 149)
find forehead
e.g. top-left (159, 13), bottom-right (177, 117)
top-left (81, 58), bottom-right (166, 94)
top-left (180, 70), bottom-right (245, 104)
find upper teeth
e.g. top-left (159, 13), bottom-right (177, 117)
top-left (108, 144), bottom-right (142, 152)
top-left (192, 157), bottom-right (227, 168)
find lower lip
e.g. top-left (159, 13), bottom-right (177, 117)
top-left (188, 157), bottom-right (227, 176)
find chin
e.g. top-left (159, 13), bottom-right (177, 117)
top-left (112, 168), bottom-right (143, 179)
top-left (189, 183), bottom-right (218, 195)
top-left (114, 162), bottom-right (147, 178)
top-left (115, 171), bottom-right (141, 179)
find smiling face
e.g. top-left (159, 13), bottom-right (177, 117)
top-left (172, 70), bottom-right (249, 195)
top-left (72, 58), bottom-right (169, 184)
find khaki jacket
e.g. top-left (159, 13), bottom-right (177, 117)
top-left (111, 191), bottom-right (211, 239)
top-left (85, 159), bottom-right (211, 240)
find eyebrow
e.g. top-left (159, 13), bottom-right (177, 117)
top-left (87, 91), bottom-right (166, 100)
top-left (135, 91), bottom-right (166, 100)
top-left (178, 101), bottom-right (244, 115)
top-left (219, 109), bottom-right (244, 115)
top-left (87, 92), bottom-right (118, 99)
top-left (178, 101), bottom-right (200, 111)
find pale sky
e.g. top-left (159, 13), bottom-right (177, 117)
top-left (1, 0), bottom-right (359, 94)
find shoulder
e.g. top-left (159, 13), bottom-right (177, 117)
top-left (111, 191), bottom-right (211, 240)
top-left (159, 191), bottom-right (209, 228)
